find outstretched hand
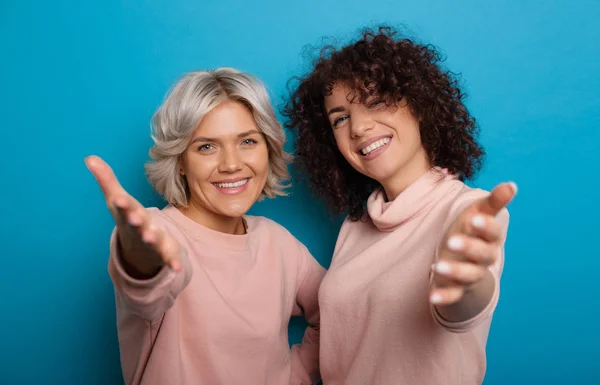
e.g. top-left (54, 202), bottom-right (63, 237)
top-left (85, 155), bottom-right (182, 277)
top-left (430, 182), bottom-right (517, 306)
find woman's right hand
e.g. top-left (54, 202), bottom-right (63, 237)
top-left (85, 155), bottom-right (182, 278)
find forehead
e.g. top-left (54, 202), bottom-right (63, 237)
top-left (193, 100), bottom-right (258, 137)
top-left (324, 83), bottom-right (361, 109)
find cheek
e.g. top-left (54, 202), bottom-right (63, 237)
top-left (184, 157), bottom-right (215, 184)
top-left (247, 146), bottom-right (270, 176)
top-left (333, 134), bottom-right (358, 164)
top-left (404, 127), bottom-right (423, 149)
top-left (333, 132), bottom-right (347, 153)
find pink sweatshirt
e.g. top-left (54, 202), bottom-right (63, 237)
top-left (107, 205), bottom-right (325, 385)
top-left (318, 168), bottom-right (510, 385)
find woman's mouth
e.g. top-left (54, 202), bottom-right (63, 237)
top-left (212, 178), bottom-right (250, 195)
top-left (357, 136), bottom-right (392, 160)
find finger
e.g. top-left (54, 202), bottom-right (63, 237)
top-left (141, 223), bottom-right (159, 244)
top-left (124, 204), bottom-right (149, 228)
top-left (468, 214), bottom-right (502, 242)
top-left (84, 155), bottom-right (126, 201)
top-left (432, 260), bottom-right (487, 284)
top-left (446, 235), bottom-right (498, 266)
top-left (109, 184), bottom-right (148, 216)
top-left (476, 182), bottom-right (517, 216)
top-left (430, 286), bottom-right (464, 306)
top-left (112, 195), bottom-right (147, 227)
top-left (152, 228), bottom-right (182, 271)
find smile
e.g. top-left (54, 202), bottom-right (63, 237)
top-left (357, 136), bottom-right (391, 157)
top-left (214, 179), bottom-right (248, 188)
top-left (212, 178), bottom-right (250, 195)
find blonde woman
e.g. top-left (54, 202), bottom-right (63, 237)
top-left (86, 68), bottom-right (324, 385)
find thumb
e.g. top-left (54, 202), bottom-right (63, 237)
top-left (476, 182), bottom-right (517, 216)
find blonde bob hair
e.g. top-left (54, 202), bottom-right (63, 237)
top-left (145, 68), bottom-right (292, 207)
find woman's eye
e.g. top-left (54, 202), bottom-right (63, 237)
top-left (242, 139), bottom-right (258, 145)
top-left (333, 115), bottom-right (349, 127)
top-left (367, 99), bottom-right (385, 108)
top-left (198, 144), bottom-right (213, 151)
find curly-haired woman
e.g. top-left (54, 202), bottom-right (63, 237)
top-left (283, 27), bottom-right (517, 384)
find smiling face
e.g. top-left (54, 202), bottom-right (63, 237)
top-left (325, 83), bottom-right (432, 199)
top-left (180, 100), bottom-right (269, 223)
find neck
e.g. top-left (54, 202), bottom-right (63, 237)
top-left (381, 148), bottom-right (432, 201)
top-left (178, 200), bottom-right (246, 235)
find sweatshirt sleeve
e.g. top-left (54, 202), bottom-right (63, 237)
top-left (289, 244), bottom-right (326, 385)
top-left (107, 208), bottom-right (193, 323)
top-left (431, 189), bottom-right (510, 333)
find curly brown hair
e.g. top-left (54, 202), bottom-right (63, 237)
top-left (282, 26), bottom-right (485, 220)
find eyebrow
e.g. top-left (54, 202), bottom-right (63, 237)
top-left (327, 106), bottom-right (345, 116)
top-left (190, 130), bottom-right (262, 143)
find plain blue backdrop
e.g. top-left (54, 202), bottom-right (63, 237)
top-left (1, 0), bottom-right (598, 384)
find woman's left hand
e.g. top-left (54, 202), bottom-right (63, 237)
top-left (429, 182), bottom-right (517, 306)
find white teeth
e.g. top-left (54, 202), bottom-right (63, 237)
top-left (360, 138), bottom-right (390, 155)
top-left (215, 179), bottom-right (248, 188)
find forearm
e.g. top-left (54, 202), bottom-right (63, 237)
top-left (290, 247), bottom-right (325, 384)
top-left (109, 229), bottom-right (192, 322)
top-left (290, 323), bottom-right (320, 384)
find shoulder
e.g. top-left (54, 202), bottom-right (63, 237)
top-left (450, 184), bottom-right (490, 209)
top-left (330, 213), bottom-right (373, 256)
top-left (143, 205), bottom-right (186, 233)
top-left (341, 211), bottom-right (373, 230)
top-left (246, 215), bottom-right (309, 251)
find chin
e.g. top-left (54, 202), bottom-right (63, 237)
top-left (361, 166), bottom-right (397, 184)
top-left (215, 201), bottom-right (254, 218)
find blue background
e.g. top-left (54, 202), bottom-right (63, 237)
top-left (1, 0), bottom-right (598, 384)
